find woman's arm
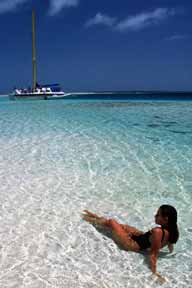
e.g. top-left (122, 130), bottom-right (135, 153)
top-left (150, 228), bottom-right (166, 283)
top-left (168, 243), bottom-right (174, 253)
top-left (149, 228), bottom-right (161, 273)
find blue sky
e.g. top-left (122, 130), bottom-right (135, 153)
top-left (0, 0), bottom-right (192, 92)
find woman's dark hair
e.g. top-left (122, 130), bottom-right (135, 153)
top-left (160, 205), bottom-right (179, 243)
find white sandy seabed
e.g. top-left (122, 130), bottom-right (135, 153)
top-left (0, 99), bottom-right (192, 287)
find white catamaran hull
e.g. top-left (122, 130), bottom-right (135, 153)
top-left (9, 90), bottom-right (66, 100)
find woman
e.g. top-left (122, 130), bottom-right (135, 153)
top-left (82, 205), bottom-right (179, 282)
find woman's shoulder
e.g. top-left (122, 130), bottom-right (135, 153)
top-left (151, 226), bottom-right (164, 235)
top-left (151, 227), bottom-right (170, 246)
top-left (151, 226), bottom-right (167, 233)
top-left (151, 226), bottom-right (168, 240)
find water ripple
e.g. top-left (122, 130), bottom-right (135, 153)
top-left (0, 100), bottom-right (191, 287)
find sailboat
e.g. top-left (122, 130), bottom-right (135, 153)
top-left (10, 9), bottom-right (65, 100)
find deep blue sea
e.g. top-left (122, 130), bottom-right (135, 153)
top-left (0, 94), bottom-right (192, 287)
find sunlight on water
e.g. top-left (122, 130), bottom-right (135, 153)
top-left (0, 98), bottom-right (192, 287)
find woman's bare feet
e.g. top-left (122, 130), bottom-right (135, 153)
top-left (83, 210), bottom-right (100, 219)
top-left (82, 210), bottom-right (109, 226)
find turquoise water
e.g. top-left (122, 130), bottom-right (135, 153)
top-left (0, 96), bottom-right (192, 287)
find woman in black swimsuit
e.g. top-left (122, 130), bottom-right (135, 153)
top-left (82, 205), bottom-right (179, 282)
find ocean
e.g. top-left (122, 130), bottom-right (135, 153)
top-left (0, 94), bottom-right (191, 287)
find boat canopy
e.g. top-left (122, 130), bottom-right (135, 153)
top-left (42, 83), bottom-right (61, 87)
top-left (37, 83), bottom-right (62, 92)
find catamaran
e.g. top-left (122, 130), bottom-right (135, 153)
top-left (10, 9), bottom-right (65, 100)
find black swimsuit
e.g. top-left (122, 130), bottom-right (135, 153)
top-left (131, 227), bottom-right (165, 250)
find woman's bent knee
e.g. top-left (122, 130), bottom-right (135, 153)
top-left (108, 219), bottom-right (119, 228)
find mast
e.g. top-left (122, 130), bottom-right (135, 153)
top-left (32, 9), bottom-right (37, 91)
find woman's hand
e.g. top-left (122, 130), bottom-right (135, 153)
top-left (168, 243), bottom-right (174, 253)
top-left (153, 272), bottom-right (167, 283)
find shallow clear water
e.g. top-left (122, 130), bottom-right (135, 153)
top-left (0, 97), bottom-right (192, 287)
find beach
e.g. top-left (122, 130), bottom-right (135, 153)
top-left (0, 95), bottom-right (191, 287)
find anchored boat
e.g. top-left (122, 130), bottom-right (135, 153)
top-left (10, 9), bottom-right (65, 100)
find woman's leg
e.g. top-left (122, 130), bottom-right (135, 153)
top-left (120, 224), bottom-right (143, 235)
top-left (107, 219), bottom-right (140, 251)
top-left (82, 210), bottom-right (142, 235)
top-left (82, 210), bottom-right (110, 226)
top-left (82, 211), bottom-right (141, 250)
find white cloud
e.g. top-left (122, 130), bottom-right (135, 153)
top-left (167, 34), bottom-right (189, 41)
top-left (0, 0), bottom-right (28, 14)
top-left (49, 0), bottom-right (79, 16)
top-left (116, 8), bottom-right (176, 31)
top-left (85, 13), bottom-right (117, 28)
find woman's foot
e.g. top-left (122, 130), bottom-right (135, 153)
top-left (82, 214), bottom-right (97, 224)
top-left (82, 210), bottom-right (109, 226)
top-left (83, 210), bottom-right (100, 219)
